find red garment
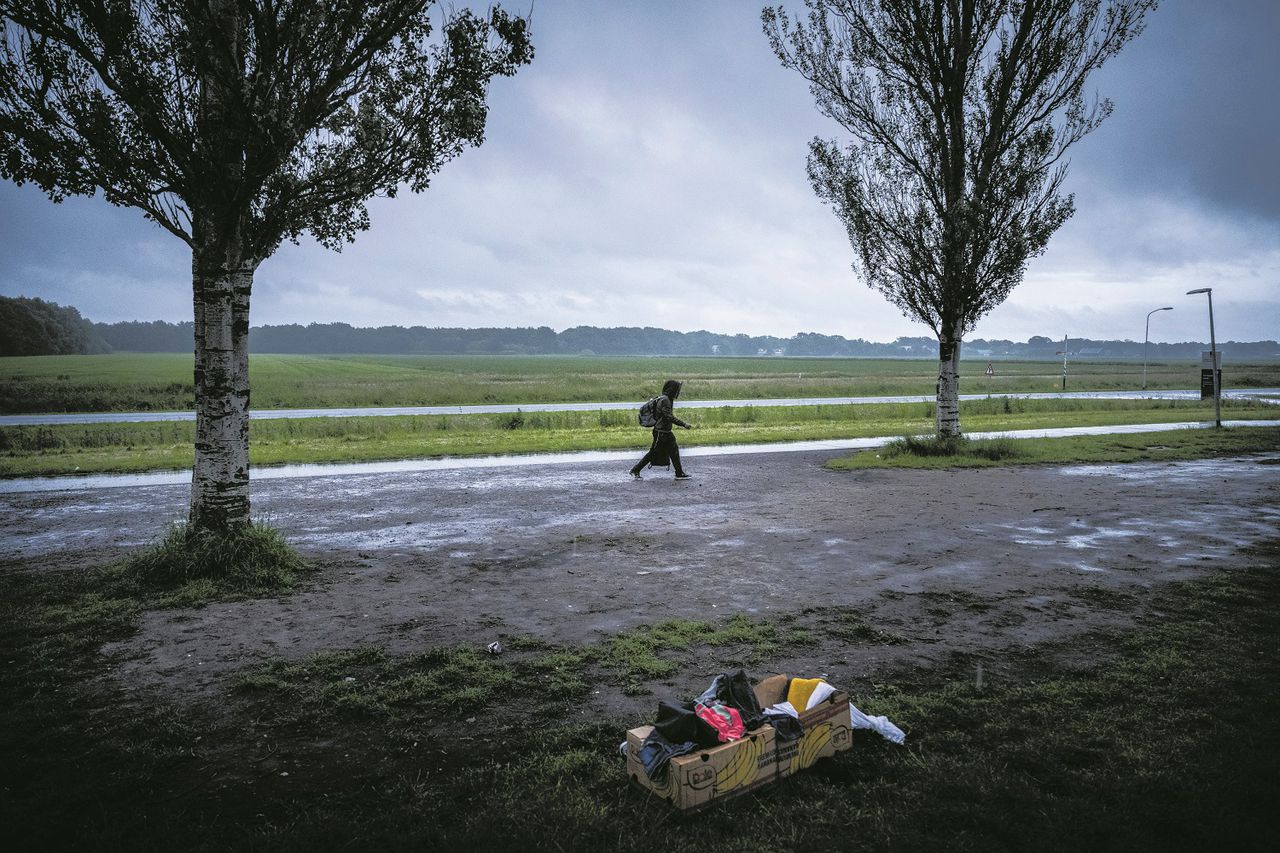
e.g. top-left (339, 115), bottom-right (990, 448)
top-left (694, 702), bottom-right (745, 742)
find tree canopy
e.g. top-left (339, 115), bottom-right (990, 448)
top-left (1, 1), bottom-right (532, 260)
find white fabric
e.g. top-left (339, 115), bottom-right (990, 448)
top-left (776, 677), bottom-right (907, 745)
top-left (804, 681), bottom-right (838, 710)
top-left (849, 702), bottom-right (906, 745)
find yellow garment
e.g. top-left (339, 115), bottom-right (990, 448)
top-left (786, 678), bottom-right (825, 711)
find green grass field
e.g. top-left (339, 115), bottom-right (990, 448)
top-left (3, 396), bottom-right (1277, 477)
top-left (3, 352), bottom-right (1279, 414)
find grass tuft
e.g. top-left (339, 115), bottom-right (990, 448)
top-left (886, 433), bottom-right (1026, 460)
top-left (105, 521), bottom-right (310, 599)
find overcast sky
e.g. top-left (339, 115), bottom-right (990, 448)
top-left (1, 0), bottom-right (1277, 343)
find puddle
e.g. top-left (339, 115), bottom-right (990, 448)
top-left (1061, 451), bottom-right (1280, 483)
top-left (1062, 528), bottom-right (1143, 549)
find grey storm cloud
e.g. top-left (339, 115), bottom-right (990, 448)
top-left (1075, 0), bottom-right (1280, 222)
top-left (1, 0), bottom-right (1277, 342)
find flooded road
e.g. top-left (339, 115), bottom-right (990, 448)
top-left (2, 418), bottom-right (1276, 494)
top-left (3, 387), bottom-right (1277, 426)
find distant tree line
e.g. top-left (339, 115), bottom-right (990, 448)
top-left (90, 318), bottom-right (1279, 360)
top-left (3, 297), bottom-right (1277, 359)
top-left (0, 295), bottom-right (110, 355)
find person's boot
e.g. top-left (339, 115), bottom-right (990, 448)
top-left (674, 473), bottom-right (692, 480)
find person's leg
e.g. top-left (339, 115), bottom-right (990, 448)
top-left (630, 433), bottom-right (659, 475)
top-left (667, 433), bottom-right (686, 478)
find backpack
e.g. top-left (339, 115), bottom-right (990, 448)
top-left (638, 396), bottom-right (661, 427)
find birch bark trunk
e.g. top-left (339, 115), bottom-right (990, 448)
top-left (190, 233), bottom-right (254, 532)
top-left (936, 321), bottom-right (963, 438)
top-left (187, 0), bottom-right (253, 532)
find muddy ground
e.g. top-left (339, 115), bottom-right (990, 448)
top-left (3, 447), bottom-right (1278, 717)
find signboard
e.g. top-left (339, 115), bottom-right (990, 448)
top-left (1200, 351), bottom-right (1222, 400)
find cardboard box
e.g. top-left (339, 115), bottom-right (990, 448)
top-left (752, 674), bottom-right (854, 779)
top-left (625, 674), bottom-right (854, 810)
top-left (626, 723), bottom-right (777, 811)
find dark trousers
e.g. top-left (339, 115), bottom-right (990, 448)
top-left (632, 429), bottom-right (685, 477)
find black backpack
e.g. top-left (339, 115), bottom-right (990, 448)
top-left (638, 396), bottom-right (661, 427)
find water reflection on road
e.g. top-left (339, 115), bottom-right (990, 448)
top-left (2, 418), bottom-right (1276, 494)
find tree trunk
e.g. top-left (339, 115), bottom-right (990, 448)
top-left (188, 0), bottom-right (252, 533)
top-left (190, 238), bottom-right (254, 533)
top-left (936, 322), bottom-right (963, 438)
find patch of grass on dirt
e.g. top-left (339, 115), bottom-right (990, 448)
top-left (234, 645), bottom-right (522, 737)
top-left (104, 521), bottom-right (311, 601)
top-left (919, 589), bottom-right (997, 613)
top-left (828, 424), bottom-right (1280, 470)
top-left (600, 614), bottom-right (800, 694)
top-left (1070, 585), bottom-right (1141, 611)
top-left (793, 606), bottom-right (912, 645)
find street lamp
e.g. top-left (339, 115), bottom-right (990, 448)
top-left (1143, 306), bottom-right (1173, 391)
top-left (1186, 287), bottom-right (1221, 428)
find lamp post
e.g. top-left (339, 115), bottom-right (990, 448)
top-left (1143, 306), bottom-right (1173, 391)
top-left (1056, 333), bottom-right (1070, 391)
top-left (1186, 288), bottom-right (1221, 427)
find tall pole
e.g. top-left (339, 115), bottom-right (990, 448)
top-left (1208, 291), bottom-right (1221, 427)
top-left (1060, 334), bottom-right (1068, 392)
top-left (1143, 306), bottom-right (1173, 392)
top-left (1186, 288), bottom-right (1221, 428)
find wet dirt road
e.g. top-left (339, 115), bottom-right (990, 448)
top-left (3, 447), bottom-right (1277, 701)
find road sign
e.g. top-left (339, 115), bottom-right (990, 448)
top-left (985, 363), bottom-right (994, 377)
top-left (1200, 351), bottom-right (1222, 400)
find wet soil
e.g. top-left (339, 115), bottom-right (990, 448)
top-left (3, 447), bottom-right (1278, 717)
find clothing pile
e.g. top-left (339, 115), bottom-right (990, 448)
top-left (631, 669), bottom-right (904, 783)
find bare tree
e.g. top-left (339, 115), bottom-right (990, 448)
top-left (1, 1), bottom-right (532, 531)
top-left (764, 0), bottom-right (1154, 436)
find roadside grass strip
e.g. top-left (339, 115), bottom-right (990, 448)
top-left (2, 396), bottom-right (1276, 477)
top-left (2, 542), bottom-right (1277, 850)
top-left (827, 424), bottom-right (1280, 470)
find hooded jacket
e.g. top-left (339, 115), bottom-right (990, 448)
top-left (652, 380), bottom-right (690, 431)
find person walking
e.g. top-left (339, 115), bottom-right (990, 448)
top-left (631, 379), bottom-right (694, 480)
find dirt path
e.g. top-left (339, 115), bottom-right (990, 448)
top-left (3, 449), bottom-right (1278, 704)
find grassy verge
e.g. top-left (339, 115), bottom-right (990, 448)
top-left (3, 396), bottom-right (1276, 477)
top-left (3, 542), bottom-right (1279, 850)
top-left (4, 352), bottom-right (1279, 414)
top-left (827, 424), bottom-right (1280, 470)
